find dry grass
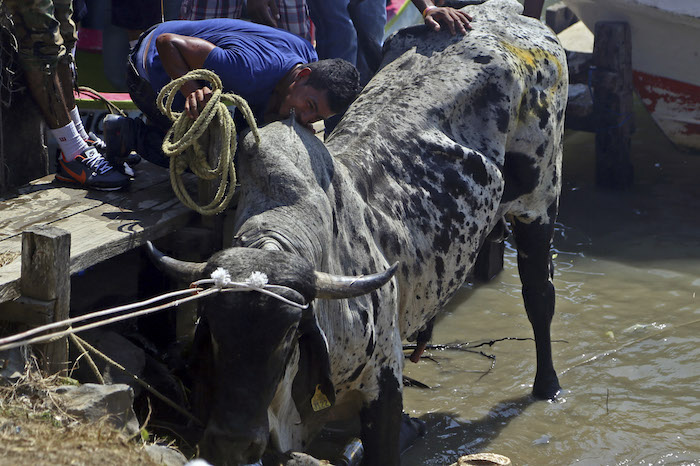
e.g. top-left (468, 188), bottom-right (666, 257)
top-left (0, 355), bottom-right (171, 466)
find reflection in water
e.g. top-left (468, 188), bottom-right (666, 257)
top-left (401, 98), bottom-right (700, 465)
top-left (409, 395), bottom-right (537, 465)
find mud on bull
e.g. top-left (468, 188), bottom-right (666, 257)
top-left (148, 0), bottom-right (568, 464)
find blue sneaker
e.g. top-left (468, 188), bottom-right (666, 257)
top-left (55, 147), bottom-right (131, 191)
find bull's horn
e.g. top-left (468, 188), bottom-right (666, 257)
top-left (314, 262), bottom-right (399, 299)
top-left (145, 241), bottom-right (207, 282)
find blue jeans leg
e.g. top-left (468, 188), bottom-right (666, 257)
top-left (306, 0), bottom-right (357, 65)
top-left (349, 0), bottom-right (386, 85)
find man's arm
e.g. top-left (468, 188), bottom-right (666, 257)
top-left (155, 33), bottom-right (217, 118)
top-left (411, 0), bottom-right (472, 35)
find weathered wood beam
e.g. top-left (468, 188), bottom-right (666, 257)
top-left (20, 225), bottom-right (71, 375)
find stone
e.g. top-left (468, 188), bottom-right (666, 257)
top-left (53, 383), bottom-right (140, 437)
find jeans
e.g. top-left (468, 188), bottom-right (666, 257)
top-left (126, 45), bottom-right (172, 168)
top-left (306, 0), bottom-right (386, 87)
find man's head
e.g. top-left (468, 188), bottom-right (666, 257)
top-left (278, 58), bottom-right (361, 126)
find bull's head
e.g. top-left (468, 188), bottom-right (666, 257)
top-left (146, 242), bottom-right (396, 465)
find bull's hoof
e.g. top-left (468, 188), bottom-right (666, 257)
top-left (532, 376), bottom-right (561, 401)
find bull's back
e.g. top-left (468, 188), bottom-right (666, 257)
top-left (326, 0), bottom-right (567, 337)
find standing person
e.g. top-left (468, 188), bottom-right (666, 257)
top-left (179, 0), bottom-right (312, 41)
top-left (306, 0), bottom-right (470, 135)
top-left (5, 0), bottom-right (130, 190)
top-left (102, 18), bottom-right (360, 168)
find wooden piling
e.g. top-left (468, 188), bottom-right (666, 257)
top-left (591, 22), bottom-right (635, 189)
top-left (20, 225), bottom-right (71, 375)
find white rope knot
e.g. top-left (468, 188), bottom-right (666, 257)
top-left (245, 271), bottom-right (269, 288)
top-left (211, 267), bottom-right (232, 288)
top-left (194, 268), bottom-right (308, 309)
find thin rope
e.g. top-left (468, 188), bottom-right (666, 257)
top-left (76, 86), bottom-right (128, 117)
top-left (69, 333), bottom-right (105, 384)
top-left (71, 334), bottom-right (201, 426)
top-left (157, 69), bottom-right (260, 216)
top-left (0, 288), bottom-right (218, 352)
top-left (0, 271), bottom-right (308, 352)
top-left (0, 288), bottom-right (200, 348)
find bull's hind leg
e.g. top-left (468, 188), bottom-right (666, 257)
top-left (360, 367), bottom-right (403, 465)
top-left (511, 210), bottom-right (561, 400)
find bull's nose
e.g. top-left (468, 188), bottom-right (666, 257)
top-left (200, 427), bottom-right (267, 466)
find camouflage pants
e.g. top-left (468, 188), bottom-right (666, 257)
top-left (4, 0), bottom-right (77, 73)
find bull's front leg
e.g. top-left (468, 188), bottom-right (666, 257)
top-left (511, 213), bottom-right (561, 400)
top-left (360, 366), bottom-right (403, 465)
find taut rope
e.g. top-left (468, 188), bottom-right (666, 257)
top-left (157, 69), bottom-right (260, 215)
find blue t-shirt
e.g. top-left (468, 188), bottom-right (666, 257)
top-left (138, 18), bottom-right (317, 120)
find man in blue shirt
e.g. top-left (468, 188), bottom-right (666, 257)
top-left (104, 18), bottom-right (360, 168)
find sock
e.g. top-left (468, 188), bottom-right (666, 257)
top-left (69, 106), bottom-right (90, 141)
top-left (51, 122), bottom-right (89, 161)
top-left (129, 39), bottom-right (138, 49)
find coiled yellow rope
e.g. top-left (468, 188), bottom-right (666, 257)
top-left (157, 69), bottom-right (260, 215)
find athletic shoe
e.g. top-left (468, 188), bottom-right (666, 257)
top-left (85, 131), bottom-right (136, 176)
top-left (55, 147), bottom-right (131, 191)
top-left (91, 129), bottom-right (141, 168)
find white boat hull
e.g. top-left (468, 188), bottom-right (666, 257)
top-left (562, 0), bottom-right (700, 151)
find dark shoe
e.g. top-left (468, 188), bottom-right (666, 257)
top-left (93, 129), bottom-right (141, 167)
top-left (103, 114), bottom-right (141, 169)
top-left (86, 131), bottom-right (137, 176)
top-left (55, 147), bottom-right (131, 191)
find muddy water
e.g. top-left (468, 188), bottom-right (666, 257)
top-left (400, 100), bottom-right (700, 465)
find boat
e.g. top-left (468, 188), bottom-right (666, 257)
top-left (562, 0), bottom-right (700, 152)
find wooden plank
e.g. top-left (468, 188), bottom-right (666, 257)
top-left (0, 163), bottom-right (197, 304)
top-left (21, 225), bottom-right (71, 375)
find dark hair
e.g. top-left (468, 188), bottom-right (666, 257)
top-left (303, 58), bottom-right (361, 114)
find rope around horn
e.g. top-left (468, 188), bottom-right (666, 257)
top-left (157, 69), bottom-right (260, 215)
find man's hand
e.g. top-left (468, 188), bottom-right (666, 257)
top-left (184, 86), bottom-right (213, 119)
top-left (247, 0), bottom-right (280, 28)
top-left (424, 6), bottom-right (472, 35)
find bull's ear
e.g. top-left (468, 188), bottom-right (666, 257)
top-left (291, 308), bottom-right (335, 422)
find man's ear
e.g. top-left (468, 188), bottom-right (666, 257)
top-left (295, 66), bottom-right (312, 81)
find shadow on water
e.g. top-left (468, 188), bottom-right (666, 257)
top-left (403, 394), bottom-right (537, 465)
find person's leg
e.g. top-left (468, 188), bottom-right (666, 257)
top-left (103, 54), bottom-right (171, 169)
top-left (53, 0), bottom-right (94, 141)
top-left (8, 0), bottom-right (72, 130)
top-left (306, 0), bottom-right (356, 63)
top-left (348, 0), bottom-right (386, 86)
top-left (6, 0), bottom-right (129, 189)
top-left (306, 0), bottom-right (357, 136)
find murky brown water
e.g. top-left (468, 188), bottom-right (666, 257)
top-left (401, 99), bottom-right (700, 465)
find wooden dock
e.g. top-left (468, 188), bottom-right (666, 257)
top-left (0, 163), bottom-right (197, 372)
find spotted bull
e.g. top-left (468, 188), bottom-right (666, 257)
top-left (147, 0), bottom-right (568, 464)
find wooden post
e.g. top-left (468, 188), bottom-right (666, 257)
top-left (545, 2), bottom-right (578, 34)
top-left (592, 22), bottom-right (634, 189)
top-left (21, 225), bottom-right (71, 375)
top-left (0, 89), bottom-right (50, 195)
